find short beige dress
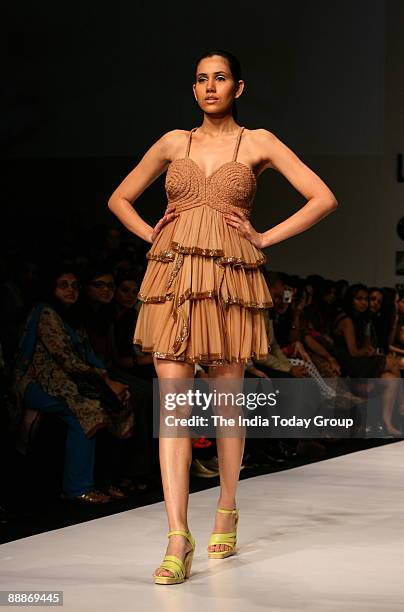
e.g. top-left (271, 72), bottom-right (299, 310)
top-left (133, 126), bottom-right (274, 366)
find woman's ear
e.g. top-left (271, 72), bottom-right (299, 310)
top-left (192, 83), bottom-right (198, 102)
top-left (234, 79), bottom-right (245, 100)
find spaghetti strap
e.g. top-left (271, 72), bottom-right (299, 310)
top-left (185, 127), bottom-right (198, 158)
top-left (232, 126), bottom-right (245, 162)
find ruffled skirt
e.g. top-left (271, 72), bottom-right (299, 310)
top-left (133, 204), bottom-right (274, 365)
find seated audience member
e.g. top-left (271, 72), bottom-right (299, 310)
top-left (249, 309), bottom-right (347, 404)
top-left (269, 272), bottom-right (297, 347)
top-left (249, 312), bottom-right (309, 380)
top-left (392, 321), bottom-right (404, 353)
top-left (111, 269), bottom-right (157, 381)
top-left (267, 273), bottom-right (338, 385)
top-left (302, 277), bottom-right (314, 308)
top-left (389, 289), bottom-right (404, 371)
top-left (279, 274), bottom-right (311, 344)
top-left (369, 287), bottom-right (397, 356)
top-left (80, 265), bottom-right (117, 365)
top-left (12, 265), bottom-right (133, 503)
top-left (395, 289), bottom-right (404, 330)
top-left (257, 271), bottom-right (338, 386)
top-left (302, 279), bottom-right (338, 341)
top-left (300, 279), bottom-right (342, 378)
top-left (334, 279), bottom-right (349, 312)
top-left (332, 283), bottom-right (403, 435)
top-left (111, 270), bottom-right (140, 370)
top-left (81, 265), bottom-right (158, 486)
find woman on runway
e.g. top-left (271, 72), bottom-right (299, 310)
top-left (108, 49), bottom-right (338, 584)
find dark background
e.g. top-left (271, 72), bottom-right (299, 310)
top-left (3, 0), bottom-right (401, 285)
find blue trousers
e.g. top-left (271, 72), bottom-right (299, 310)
top-left (24, 382), bottom-right (96, 497)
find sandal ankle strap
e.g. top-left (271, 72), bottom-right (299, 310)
top-left (217, 507), bottom-right (238, 515)
top-left (167, 530), bottom-right (195, 548)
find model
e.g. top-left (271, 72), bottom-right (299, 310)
top-left (108, 49), bottom-right (338, 585)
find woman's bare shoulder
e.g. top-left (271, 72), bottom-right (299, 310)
top-left (244, 128), bottom-right (283, 158)
top-left (335, 313), bottom-right (352, 330)
top-left (160, 128), bottom-right (190, 142)
top-left (158, 129), bottom-right (191, 161)
top-left (243, 127), bottom-right (278, 142)
top-left (242, 128), bottom-right (279, 172)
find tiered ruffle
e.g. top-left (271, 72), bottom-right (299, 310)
top-left (133, 205), bottom-right (274, 365)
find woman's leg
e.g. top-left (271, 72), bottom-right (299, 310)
top-left (62, 410), bottom-right (96, 497)
top-left (398, 376), bottom-right (404, 416)
top-left (152, 356), bottom-right (195, 578)
top-left (380, 373), bottom-right (401, 435)
top-left (24, 382), bottom-right (96, 497)
top-left (380, 356), bottom-right (402, 435)
top-left (208, 363), bottom-right (246, 553)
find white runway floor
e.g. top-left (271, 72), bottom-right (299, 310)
top-left (1, 442), bottom-right (404, 611)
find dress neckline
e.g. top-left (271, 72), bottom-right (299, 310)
top-left (174, 156), bottom-right (257, 183)
top-left (184, 126), bottom-right (253, 179)
top-left (168, 126), bottom-right (256, 182)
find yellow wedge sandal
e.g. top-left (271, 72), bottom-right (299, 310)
top-left (153, 530), bottom-right (196, 585)
top-left (207, 507), bottom-right (239, 559)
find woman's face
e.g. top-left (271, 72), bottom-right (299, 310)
top-left (268, 281), bottom-right (285, 310)
top-left (54, 273), bottom-right (80, 306)
top-left (352, 289), bottom-right (369, 313)
top-left (369, 290), bottom-right (383, 313)
top-left (115, 280), bottom-right (138, 309)
top-left (323, 287), bottom-right (336, 304)
top-left (397, 295), bottom-right (404, 315)
top-left (86, 274), bottom-right (115, 304)
top-left (193, 55), bottom-right (243, 117)
top-left (305, 283), bottom-right (313, 305)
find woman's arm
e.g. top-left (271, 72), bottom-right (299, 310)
top-left (288, 304), bottom-right (304, 343)
top-left (253, 130), bottom-right (338, 249)
top-left (339, 318), bottom-right (374, 358)
top-left (75, 325), bottom-right (107, 370)
top-left (389, 344), bottom-right (404, 356)
top-left (107, 130), bottom-right (182, 243)
top-left (37, 308), bottom-right (106, 376)
top-left (303, 334), bottom-right (331, 359)
top-left (388, 313), bottom-right (399, 347)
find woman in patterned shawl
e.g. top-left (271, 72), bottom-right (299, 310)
top-left (12, 264), bottom-right (134, 503)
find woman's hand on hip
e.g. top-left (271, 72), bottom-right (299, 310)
top-left (224, 208), bottom-right (264, 249)
top-left (149, 207), bottom-right (179, 243)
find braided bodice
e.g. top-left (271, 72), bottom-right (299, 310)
top-left (165, 127), bottom-right (256, 218)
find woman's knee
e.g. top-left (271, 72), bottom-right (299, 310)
top-left (384, 354), bottom-right (400, 375)
top-left (24, 382), bottom-right (65, 413)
